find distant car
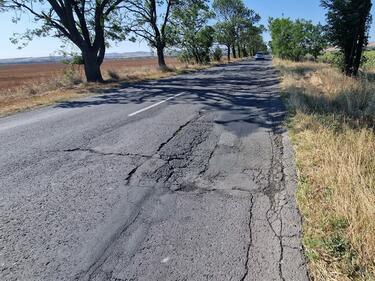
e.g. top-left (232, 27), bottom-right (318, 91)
top-left (254, 52), bottom-right (265, 60)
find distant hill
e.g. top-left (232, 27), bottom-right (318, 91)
top-left (0, 51), bottom-right (154, 65)
top-left (367, 42), bottom-right (375, 50)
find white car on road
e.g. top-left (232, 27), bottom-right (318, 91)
top-left (254, 52), bottom-right (265, 60)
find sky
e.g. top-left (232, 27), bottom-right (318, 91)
top-left (0, 0), bottom-right (375, 59)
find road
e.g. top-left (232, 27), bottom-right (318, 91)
top-left (0, 59), bottom-right (309, 281)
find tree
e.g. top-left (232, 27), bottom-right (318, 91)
top-left (6, 0), bottom-right (127, 82)
top-left (269, 18), bottom-right (298, 60)
top-left (213, 0), bottom-right (260, 60)
top-left (242, 26), bottom-right (267, 56)
top-left (302, 22), bottom-right (327, 60)
top-left (236, 23), bottom-right (265, 57)
top-left (124, 0), bottom-right (175, 70)
top-left (321, 0), bottom-right (372, 76)
top-left (213, 0), bottom-right (243, 59)
top-left (232, 7), bottom-right (260, 58)
top-left (269, 18), bottom-right (326, 61)
top-left (172, 0), bottom-right (214, 64)
top-left (214, 21), bottom-right (236, 61)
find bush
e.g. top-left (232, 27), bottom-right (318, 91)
top-left (362, 51), bottom-right (375, 70)
top-left (319, 52), bottom-right (344, 70)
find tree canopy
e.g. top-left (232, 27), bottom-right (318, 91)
top-left (124, 0), bottom-right (175, 70)
top-left (213, 0), bottom-right (262, 60)
top-left (321, 0), bottom-right (372, 76)
top-left (269, 18), bottom-right (326, 61)
top-left (172, 0), bottom-right (214, 64)
top-left (3, 0), bottom-right (267, 82)
top-left (6, 0), bottom-right (128, 82)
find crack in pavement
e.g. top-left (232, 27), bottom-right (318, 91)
top-left (154, 111), bottom-right (203, 154)
top-left (54, 147), bottom-right (153, 159)
top-left (239, 195), bottom-right (254, 281)
top-left (263, 131), bottom-right (287, 281)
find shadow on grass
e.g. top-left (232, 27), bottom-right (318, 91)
top-left (283, 90), bottom-right (375, 132)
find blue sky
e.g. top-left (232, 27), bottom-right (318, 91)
top-left (1, 0), bottom-right (374, 59)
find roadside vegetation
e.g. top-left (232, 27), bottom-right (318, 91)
top-left (276, 59), bottom-right (375, 280)
top-left (271, 0), bottom-right (374, 280)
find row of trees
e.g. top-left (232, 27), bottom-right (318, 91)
top-left (269, 18), bottom-right (326, 61)
top-left (213, 0), bottom-right (266, 61)
top-left (269, 0), bottom-right (373, 77)
top-left (2, 0), bottom-right (266, 82)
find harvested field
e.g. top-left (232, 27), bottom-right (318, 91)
top-left (0, 56), bottom-right (227, 116)
top-left (0, 57), bottom-right (178, 92)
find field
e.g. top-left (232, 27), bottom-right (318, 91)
top-left (0, 57), bottom-right (203, 116)
top-left (0, 57), bottom-right (179, 92)
top-left (275, 59), bottom-right (375, 280)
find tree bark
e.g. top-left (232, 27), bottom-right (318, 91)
top-left (344, 48), bottom-right (354, 76)
top-left (352, 20), bottom-right (366, 76)
top-left (232, 45), bottom-right (237, 58)
top-left (227, 45), bottom-right (231, 62)
top-left (156, 44), bottom-right (168, 70)
top-left (82, 49), bottom-right (104, 83)
top-left (242, 47), bottom-right (248, 57)
top-left (237, 44), bottom-right (242, 58)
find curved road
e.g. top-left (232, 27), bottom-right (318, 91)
top-left (0, 60), bottom-right (309, 280)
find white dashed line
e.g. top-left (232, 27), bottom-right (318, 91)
top-left (128, 92), bottom-right (185, 117)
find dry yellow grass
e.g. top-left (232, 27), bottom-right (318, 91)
top-left (275, 59), bottom-right (375, 280)
top-left (0, 58), bottom-right (228, 117)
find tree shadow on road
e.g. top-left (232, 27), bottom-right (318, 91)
top-left (55, 60), bottom-right (285, 133)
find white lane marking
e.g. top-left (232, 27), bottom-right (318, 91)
top-left (128, 92), bottom-right (185, 117)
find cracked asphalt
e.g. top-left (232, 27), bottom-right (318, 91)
top-left (0, 59), bottom-right (309, 281)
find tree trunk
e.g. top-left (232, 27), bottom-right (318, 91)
top-left (227, 45), bottom-right (231, 62)
top-left (243, 47), bottom-right (248, 57)
top-left (352, 20), bottom-right (367, 76)
top-left (344, 48), bottom-right (354, 76)
top-left (156, 45), bottom-right (168, 70)
top-left (82, 49), bottom-right (103, 83)
top-left (232, 45), bottom-right (237, 58)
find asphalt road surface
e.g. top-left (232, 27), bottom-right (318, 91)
top-left (0, 59), bottom-right (309, 281)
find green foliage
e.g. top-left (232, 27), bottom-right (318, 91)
top-left (70, 55), bottom-right (84, 65)
top-left (213, 0), bottom-right (264, 60)
top-left (302, 22), bottom-right (327, 59)
top-left (362, 51), bottom-right (375, 70)
top-left (241, 25), bottom-right (267, 56)
top-left (172, 0), bottom-right (214, 64)
top-left (321, 0), bottom-right (372, 76)
top-left (214, 21), bottom-right (235, 48)
top-left (212, 47), bottom-right (223, 61)
top-left (6, 0), bottom-right (129, 82)
top-left (319, 52), bottom-right (345, 69)
top-left (320, 50), bottom-right (375, 72)
top-left (269, 18), bottom-right (327, 61)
